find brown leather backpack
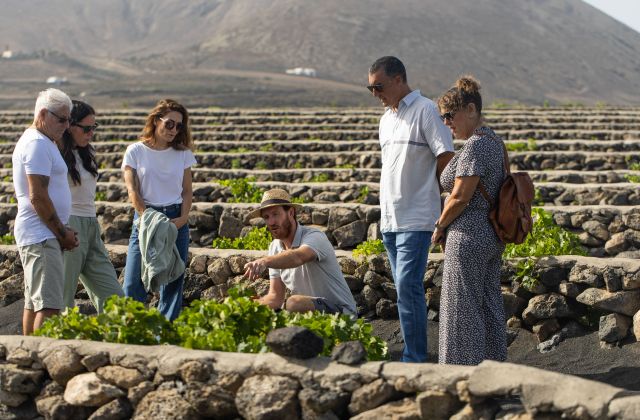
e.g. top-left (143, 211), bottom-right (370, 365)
top-left (478, 141), bottom-right (535, 244)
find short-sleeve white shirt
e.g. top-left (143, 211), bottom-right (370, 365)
top-left (12, 128), bottom-right (72, 246)
top-left (69, 149), bottom-right (98, 217)
top-left (121, 142), bottom-right (196, 207)
top-left (378, 90), bottom-right (454, 232)
top-left (268, 224), bottom-right (357, 315)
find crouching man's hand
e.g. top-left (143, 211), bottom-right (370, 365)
top-left (244, 258), bottom-right (268, 281)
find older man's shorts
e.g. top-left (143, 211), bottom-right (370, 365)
top-left (18, 239), bottom-right (64, 311)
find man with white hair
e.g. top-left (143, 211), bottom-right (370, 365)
top-left (12, 88), bottom-right (79, 334)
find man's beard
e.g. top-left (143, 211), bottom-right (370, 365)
top-left (269, 217), bottom-right (292, 239)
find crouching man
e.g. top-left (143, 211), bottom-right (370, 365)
top-left (244, 189), bottom-right (357, 316)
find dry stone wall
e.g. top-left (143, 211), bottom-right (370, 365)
top-left (1, 204), bottom-right (639, 257)
top-left (2, 335), bottom-right (640, 419)
top-left (1, 181), bottom-right (639, 206)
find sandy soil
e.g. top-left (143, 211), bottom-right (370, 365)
top-left (370, 318), bottom-right (640, 391)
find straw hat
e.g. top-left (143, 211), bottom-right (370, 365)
top-left (247, 188), bottom-right (303, 220)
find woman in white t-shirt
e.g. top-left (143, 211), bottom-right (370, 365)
top-left (122, 99), bottom-right (196, 320)
top-left (61, 100), bottom-right (124, 313)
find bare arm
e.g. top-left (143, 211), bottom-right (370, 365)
top-left (258, 277), bottom-right (286, 310)
top-left (172, 167), bottom-right (192, 229)
top-left (432, 176), bottom-right (479, 245)
top-left (123, 166), bottom-right (146, 215)
top-left (27, 174), bottom-right (78, 250)
top-left (244, 246), bottom-right (317, 281)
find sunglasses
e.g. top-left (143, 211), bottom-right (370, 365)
top-left (48, 109), bottom-right (71, 124)
top-left (440, 111), bottom-right (456, 121)
top-left (159, 117), bottom-right (184, 132)
top-left (366, 83), bottom-right (384, 93)
top-left (73, 123), bottom-right (99, 133)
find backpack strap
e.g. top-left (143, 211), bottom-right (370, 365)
top-left (477, 139), bottom-right (510, 207)
top-left (478, 181), bottom-right (494, 207)
top-left (501, 141), bottom-right (511, 175)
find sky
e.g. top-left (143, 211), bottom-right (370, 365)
top-left (582, 0), bottom-right (640, 33)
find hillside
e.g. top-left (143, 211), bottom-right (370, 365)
top-left (1, 0), bottom-right (639, 107)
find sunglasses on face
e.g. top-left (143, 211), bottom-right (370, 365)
top-left (366, 83), bottom-right (384, 93)
top-left (48, 109), bottom-right (71, 124)
top-left (440, 111), bottom-right (456, 122)
top-left (73, 123), bottom-right (99, 133)
top-left (159, 117), bottom-right (184, 132)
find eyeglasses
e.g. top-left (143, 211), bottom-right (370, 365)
top-left (48, 109), bottom-right (71, 124)
top-left (73, 123), bottom-right (99, 133)
top-left (440, 111), bottom-right (456, 122)
top-left (159, 117), bottom-right (184, 132)
top-left (366, 83), bottom-right (384, 93)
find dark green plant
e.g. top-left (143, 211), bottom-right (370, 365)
top-left (625, 174), bottom-right (640, 183)
top-left (309, 173), bottom-right (329, 183)
top-left (357, 186), bottom-right (370, 203)
top-left (36, 288), bottom-right (388, 360)
top-left (175, 288), bottom-right (281, 353)
top-left (514, 258), bottom-right (540, 291)
top-left (95, 191), bottom-right (107, 201)
top-left (503, 208), bottom-right (587, 258)
top-left (352, 239), bottom-right (385, 260)
top-left (35, 297), bottom-right (177, 345)
top-left (33, 307), bottom-right (105, 341)
top-left (284, 311), bottom-right (387, 360)
top-left (505, 142), bottom-right (528, 152)
top-left (231, 159), bottom-right (241, 169)
top-left (212, 226), bottom-right (272, 250)
top-left (99, 297), bottom-right (178, 345)
top-left (0, 234), bottom-right (16, 245)
top-left (217, 177), bottom-right (263, 203)
top-left (533, 188), bottom-right (545, 206)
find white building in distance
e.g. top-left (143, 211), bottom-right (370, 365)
top-left (285, 67), bottom-right (317, 77)
top-left (46, 76), bottom-right (68, 85)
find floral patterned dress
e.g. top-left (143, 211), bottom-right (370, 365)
top-left (438, 126), bottom-right (507, 365)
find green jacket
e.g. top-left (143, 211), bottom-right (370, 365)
top-left (137, 209), bottom-right (185, 292)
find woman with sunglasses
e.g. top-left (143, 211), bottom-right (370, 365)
top-left (121, 99), bottom-right (195, 320)
top-left (60, 100), bottom-right (124, 313)
top-left (432, 76), bottom-right (507, 365)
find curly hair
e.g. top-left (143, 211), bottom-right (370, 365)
top-left (438, 75), bottom-right (482, 114)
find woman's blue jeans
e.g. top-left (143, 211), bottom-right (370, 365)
top-left (382, 231), bottom-right (431, 362)
top-left (123, 204), bottom-right (189, 321)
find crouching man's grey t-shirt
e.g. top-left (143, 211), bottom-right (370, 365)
top-left (268, 224), bottom-right (357, 316)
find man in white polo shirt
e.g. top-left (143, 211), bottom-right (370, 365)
top-left (12, 88), bottom-right (79, 335)
top-left (244, 189), bottom-right (357, 316)
top-left (368, 56), bottom-right (454, 362)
